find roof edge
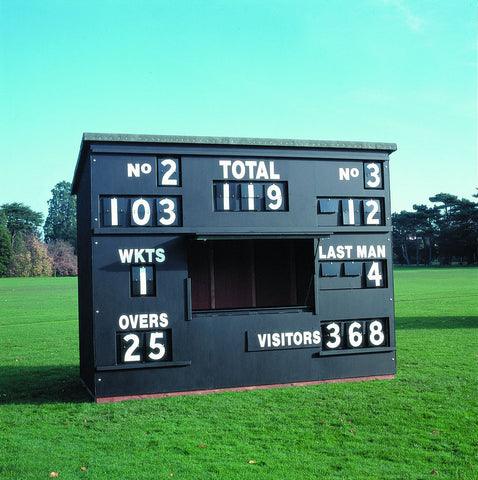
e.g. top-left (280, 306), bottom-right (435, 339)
top-left (81, 133), bottom-right (397, 152)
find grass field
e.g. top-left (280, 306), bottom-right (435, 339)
top-left (0, 268), bottom-right (477, 479)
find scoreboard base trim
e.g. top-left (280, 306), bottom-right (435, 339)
top-left (94, 374), bottom-right (395, 403)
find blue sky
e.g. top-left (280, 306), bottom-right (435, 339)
top-left (1, 0), bottom-right (476, 222)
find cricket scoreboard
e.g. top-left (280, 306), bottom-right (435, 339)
top-left (72, 134), bottom-right (397, 402)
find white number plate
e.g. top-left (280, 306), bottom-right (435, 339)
top-left (117, 330), bottom-right (171, 364)
top-left (322, 319), bottom-right (388, 350)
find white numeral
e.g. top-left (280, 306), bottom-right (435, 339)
top-left (131, 198), bottom-right (151, 226)
top-left (348, 322), bottom-right (363, 348)
top-left (148, 332), bottom-right (166, 361)
top-left (222, 183), bottom-right (230, 210)
top-left (139, 267), bottom-right (147, 295)
top-left (160, 159), bottom-right (178, 185)
top-left (158, 198), bottom-right (176, 225)
top-left (110, 197), bottom-right (118, 226)
top-left (343, 198), bottom-right (356, 225)
top-left (365, 163), bottom-right (381, 188)
top-left (367, 262), bottom-right (383, 287)
top-left (123, 333), bottom-right (141, 362)
top-left (321, 320), bottom-right (387, 350)
top-left (365, 199), bottom-right (380, 225)
top-left (267, 184), bottom-right (283, 210)
top-left (325, 323), bottom-right (341, 349)
top-left (369, 320), bottom-right (385, 346)
top-left (247, 183), bottom-right (255, 211)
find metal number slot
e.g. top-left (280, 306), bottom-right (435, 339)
top-left (367, 319), bottom-right (387, 347)
top-left (158, 157), bottom-right (180, 186)
top-left (265, 183), bottom-right (284, 211)
top-left (365, 261), bottom-right (384, 288)
top-left (364, 162), bottom-right (382, 189)
top-left (322, 322), bottom-right (343, 350)
top-left (240, 183), bottom-right (261, 211)
top-left (346, 321), bottom-right (365, 348)
top-left (118, 332), bottom-right (143, 363)
top-left (131, 198), bottom-right (153, 227)
top-left (341, 199), bottom-right (360, 225)
top-left (157, 197), bottom-right (179, 226)
top-left (215, 182), bottom-right (239, 211)
top-left (131, 265), bottom-right (156, 297)
top-left (363, 199), bottom-right (382, 225)
top-left (101, 197), bottom-right (128, 227)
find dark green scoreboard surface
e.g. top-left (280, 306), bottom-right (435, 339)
top-left (72, 134), bottom-right (397, 401)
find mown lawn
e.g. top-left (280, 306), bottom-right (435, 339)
top-left (0, 269), bottom-right (477, 479)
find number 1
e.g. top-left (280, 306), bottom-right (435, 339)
top-left (110, 197), bottom-right (118, 226)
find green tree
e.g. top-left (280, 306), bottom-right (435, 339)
top-left (411, 204), bottom-right (440, 266)
top-left (0, 210), bottom-right (13, 276)
top-left (393, 193), bottom-right (478, 266)
top-left (8, 232), bottom-right (31, 277)
top-left (445, 198), bottom-right (478, 263)
top-left (43, 181), bottom-right (77, 249)
top-left (8, 232), bottom-right (53, 277)
top-left (0, 202), bottom-right (43, 241)
top-left (24, 234), bottom-right (52, 276)
top-left (392, 207), bottom-right (438, 265)
top-left (430, 193), bottom-right (478, 264)
top-left (392, 210), bottom-right (417, 265)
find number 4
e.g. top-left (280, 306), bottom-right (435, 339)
top-left (366, 261), bottom-right (383, 287)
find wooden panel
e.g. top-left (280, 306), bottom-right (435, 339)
top-left (255, 240), bottom-right (293, 307)
top-left (294, 240), bottom-right (315, 307)
top-left (188, 241), bottom-right (211, 310)
top-left (213, 240), bottom-right (255, 309)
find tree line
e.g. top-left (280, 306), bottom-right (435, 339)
top-left (1, 185), bottom-right (477, 278)
top-left (0, 181), bottom-right (77, 277)
top-left (392, 192), bottom-right (478, 266)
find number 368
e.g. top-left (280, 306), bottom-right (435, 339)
top-left (322, 319), bottom-right (387, 350)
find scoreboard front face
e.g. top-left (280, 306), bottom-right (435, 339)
top-left (72, 134), bottom-right (397, 401)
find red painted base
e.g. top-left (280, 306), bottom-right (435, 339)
top-left (95, 374), bottom-right (395, 403)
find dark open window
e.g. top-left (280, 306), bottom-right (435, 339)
top-left (188, 239), bottom-right (315, 311)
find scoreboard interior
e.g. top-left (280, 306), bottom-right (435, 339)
top-left (72, 134), bottom-right (397, 402)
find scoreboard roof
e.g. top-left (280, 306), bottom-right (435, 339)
top-left (79, 132), bottom-right (397, 150)
top-left (72, 133), bottom-right (397, 194)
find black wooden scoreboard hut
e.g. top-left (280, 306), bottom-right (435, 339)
top-left (72, 133), bottom-right (397, 402)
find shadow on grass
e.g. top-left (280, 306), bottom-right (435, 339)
top-left (395, 315), bottom-right (478, 330)
top-left (1, 316), bottom-right (476, 405)
top-left (0, 365), bottom-right (91, 405)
